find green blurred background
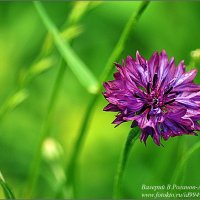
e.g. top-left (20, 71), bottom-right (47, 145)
top-left (1, 1), bottom-right (200, 199)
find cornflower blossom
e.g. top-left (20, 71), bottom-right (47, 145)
top-left (103, 50), bottom-right (200, 145)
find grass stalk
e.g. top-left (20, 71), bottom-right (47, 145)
top-left (113, 128), bottom-right (139, 199)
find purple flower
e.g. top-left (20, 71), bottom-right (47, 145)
top-left (103, 50), bottom-right (200, 146)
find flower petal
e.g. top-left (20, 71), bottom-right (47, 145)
top-left (174, 69), bottom-right (197, 87)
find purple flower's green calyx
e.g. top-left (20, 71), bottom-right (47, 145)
top-left (103, 50), bottom-right (200, 146)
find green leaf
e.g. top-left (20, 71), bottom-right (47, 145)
top-left (0, 171), bottom-right (15, 199)
top-left (33, 1), bottom-right (98, 94)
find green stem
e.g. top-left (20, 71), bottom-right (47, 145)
top-left (61, 1), bottom-right (150, 197)
top-left (25, 59), bottom-right (66, 197)
top-left (113, 128), bottom-right (140, 199)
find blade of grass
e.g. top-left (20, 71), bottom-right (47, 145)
top-left (59, 1), bottom-right (150, 198)
top-left (0, 171), bottom-right (15, 199)
top-left (33, 1), bottom-right (98, 94)
top-left (40, 25), bottom-right (83, 57)
top-left (40, 1), bottom-right (101, 57)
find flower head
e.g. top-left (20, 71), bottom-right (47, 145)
top-left (103, 50), bottom-right (200, 146)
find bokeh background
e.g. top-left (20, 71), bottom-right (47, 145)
top-left (1, 1), bottom-right (200, 199)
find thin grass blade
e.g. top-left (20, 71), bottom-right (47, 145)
top-left (33, 1), bottom-right (98, 93)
